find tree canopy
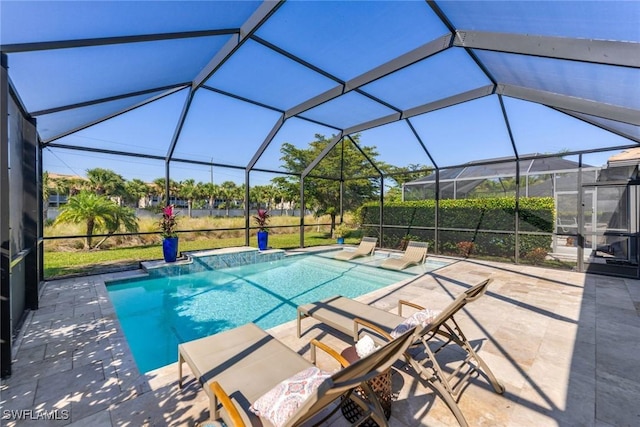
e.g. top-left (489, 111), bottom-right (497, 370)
top-left (278, 134), bottom-right (384, 228)
top-left (54, 191), bottom-right (138, 249)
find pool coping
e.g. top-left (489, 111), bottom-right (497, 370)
top-left (101, 245), bottom-right (452, 370)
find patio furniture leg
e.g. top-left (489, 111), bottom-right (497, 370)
top-left (297, 308), bottom-right (306, 338)
top-left (462, 342), bottom-right (505, 394)
top-left (426, 370), bottom-right (470, 427)
top-left (435, 317), bottom-right (505, 396)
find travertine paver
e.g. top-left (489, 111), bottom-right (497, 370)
top-left (1, 252), bottom-right (639, 427)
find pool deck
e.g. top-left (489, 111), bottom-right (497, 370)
top-left (2, 247), bottom-right (640, 426)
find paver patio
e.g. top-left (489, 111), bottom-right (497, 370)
top-left (2, 253), bottom-right (639, 426)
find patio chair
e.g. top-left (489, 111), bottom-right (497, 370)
top-left (178, 321), bottom-right (417, 427)
top-left (379, 241), bottom-right (429, 271)
top-left (334, 236), bottom-right (377, 261)
top-left (296, 278), bottom-right (504, 427)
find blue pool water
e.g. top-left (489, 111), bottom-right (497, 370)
top-left (107, 253), bottom-right (447, 372)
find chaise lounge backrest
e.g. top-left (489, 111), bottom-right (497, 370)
top-left (426, 278), bottom-right (492, 332)
top-left (356, 236), bottom-right (378, 254)
top-left (285, 326), bottom-right (416, 426)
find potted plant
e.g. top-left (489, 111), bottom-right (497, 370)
top-left (334, 223), bottom-right (349, 244)
top-left (253, 208), bottom-right (270, 250)
top-left (159, 205), bottom-right (179, 262)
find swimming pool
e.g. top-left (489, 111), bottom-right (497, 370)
top-left (107, 253), bottom-right (447, 372)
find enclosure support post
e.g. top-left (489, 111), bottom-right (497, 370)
top-left (299, 176), bottom-right (305, 248)
top-left (1, 53), bottom-right (12, 378)
top-left (405, 118), bottom-right (439, 253)
top-left (24, 116), bottom-right (39, 310)
top-left (498, 94), bottom-right (520, 264)
top-left (435, 169), bottom-right (439, 254)
top-left (339, 139), bottom-right (344, 226)
top-left (577, 155), bottom-right (584, 272)
top-left (245, 171), bottom-right (250, 247)
top-left (344, 135), bottom-right (385, 244)
top-left (514, 161), bottom-right (520, 264)
top-left (37, 143), bottom-right (44, 283)
top-left (164, 161), bottom-right (170, 206)
top-left (165, 89), bottom-right (195, 205)
top-left (379, 176), bottom-right (384, 246)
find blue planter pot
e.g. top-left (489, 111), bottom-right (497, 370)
top-left (257, 231), bottom-right (269, 251)
top-left (162, 237), bottom-right (179, 263)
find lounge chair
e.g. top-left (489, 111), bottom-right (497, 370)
top-left (178, 322), bottom-right (417, 427)
top-left (558, 216), bottom-right (578, 233)
top-left (296, 278), bottom-right (504, 427)
top-left (379, 241), bottom-right (429, 270)
top-left (334, 236), bottom-right (377, 260)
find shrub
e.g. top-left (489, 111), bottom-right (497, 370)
top-left (523, 247), bottom-right (548, 265)
top-left (456, 241), bottom-right (475, 257)
top-left (334, 223), bottom-right (349, 238)
top-left (358, 197), bottom-right (554, 258)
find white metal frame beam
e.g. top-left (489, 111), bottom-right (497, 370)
top-left (498, 84), bottom-right (640, 126)
top-left (192, 0), bottom-right (284, 90)
top-left (284, 34), bottom-right (453, 119)
top-left (0, 29), bottom-right (238, 54)
top-left (454, 30), bottom-right (640, 68)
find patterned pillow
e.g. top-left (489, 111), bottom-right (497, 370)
top-left (249, 366), bottom-right (331, 427)
top-left (390, 308), bottom-right (441, 338)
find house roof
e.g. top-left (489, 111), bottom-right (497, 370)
top-left (404, 154), bottom-right (594, 185)
top-left (607, 148), bottom-right (640, 166)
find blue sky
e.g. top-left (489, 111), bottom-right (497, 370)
top-left (3, 1), bottom-right (636, 185)
top-left (42, 93), bottom-right (628, 186)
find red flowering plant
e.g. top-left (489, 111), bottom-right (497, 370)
top-left (159, 205), bottom-right (178, 238)
top-left (253, 209), bottom-right (270, 232)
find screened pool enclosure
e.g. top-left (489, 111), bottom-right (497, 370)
top-left (1, 1), bottom-right (639, 377)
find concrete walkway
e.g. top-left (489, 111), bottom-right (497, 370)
top-left (1, 256), bottom-right (639, 426)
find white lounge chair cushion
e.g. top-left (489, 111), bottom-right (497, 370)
top-left (249, 366), bottom-right (331, 427)
top-left (390, 308), bottom-right (441, 338)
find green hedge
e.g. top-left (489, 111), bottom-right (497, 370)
top-left (357, 197), bottom-right (554, 257)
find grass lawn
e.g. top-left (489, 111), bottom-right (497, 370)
top-left (44, 232), bottom-right (360, 279)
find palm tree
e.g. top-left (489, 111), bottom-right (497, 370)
top-left (55, 191), bottom-right (118, 249)
top-left (152, 178), bottom-right (166, 204)
top-left (87, 168), bottom-right (125, 199)
top-left (262, 184), bottom-right (276, 210)
top-left (92, 205), bottom-right (139, 249)
top-left (236, 183), bottom-right (246, 210)
top-left (67, 177), bottom-right (87, 196)
top-left (201, 182), bottom-right (220, 211)
top-left (249, 186), bottom-right (261, 210)
top-left (124, 178), bottom-right (149, 208)
top-left (178, 179), bottom-right (198, 218)
top-left (272, 176), bottom-right (298, 216)
top-left (220, 181), bottom-right (237, 217)
top-left (52, 177), bottom-right (70, 206)
top-left (152, 178), bottom-right (179, 206)
top-left (250, 184), bottom-right (276, 210)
